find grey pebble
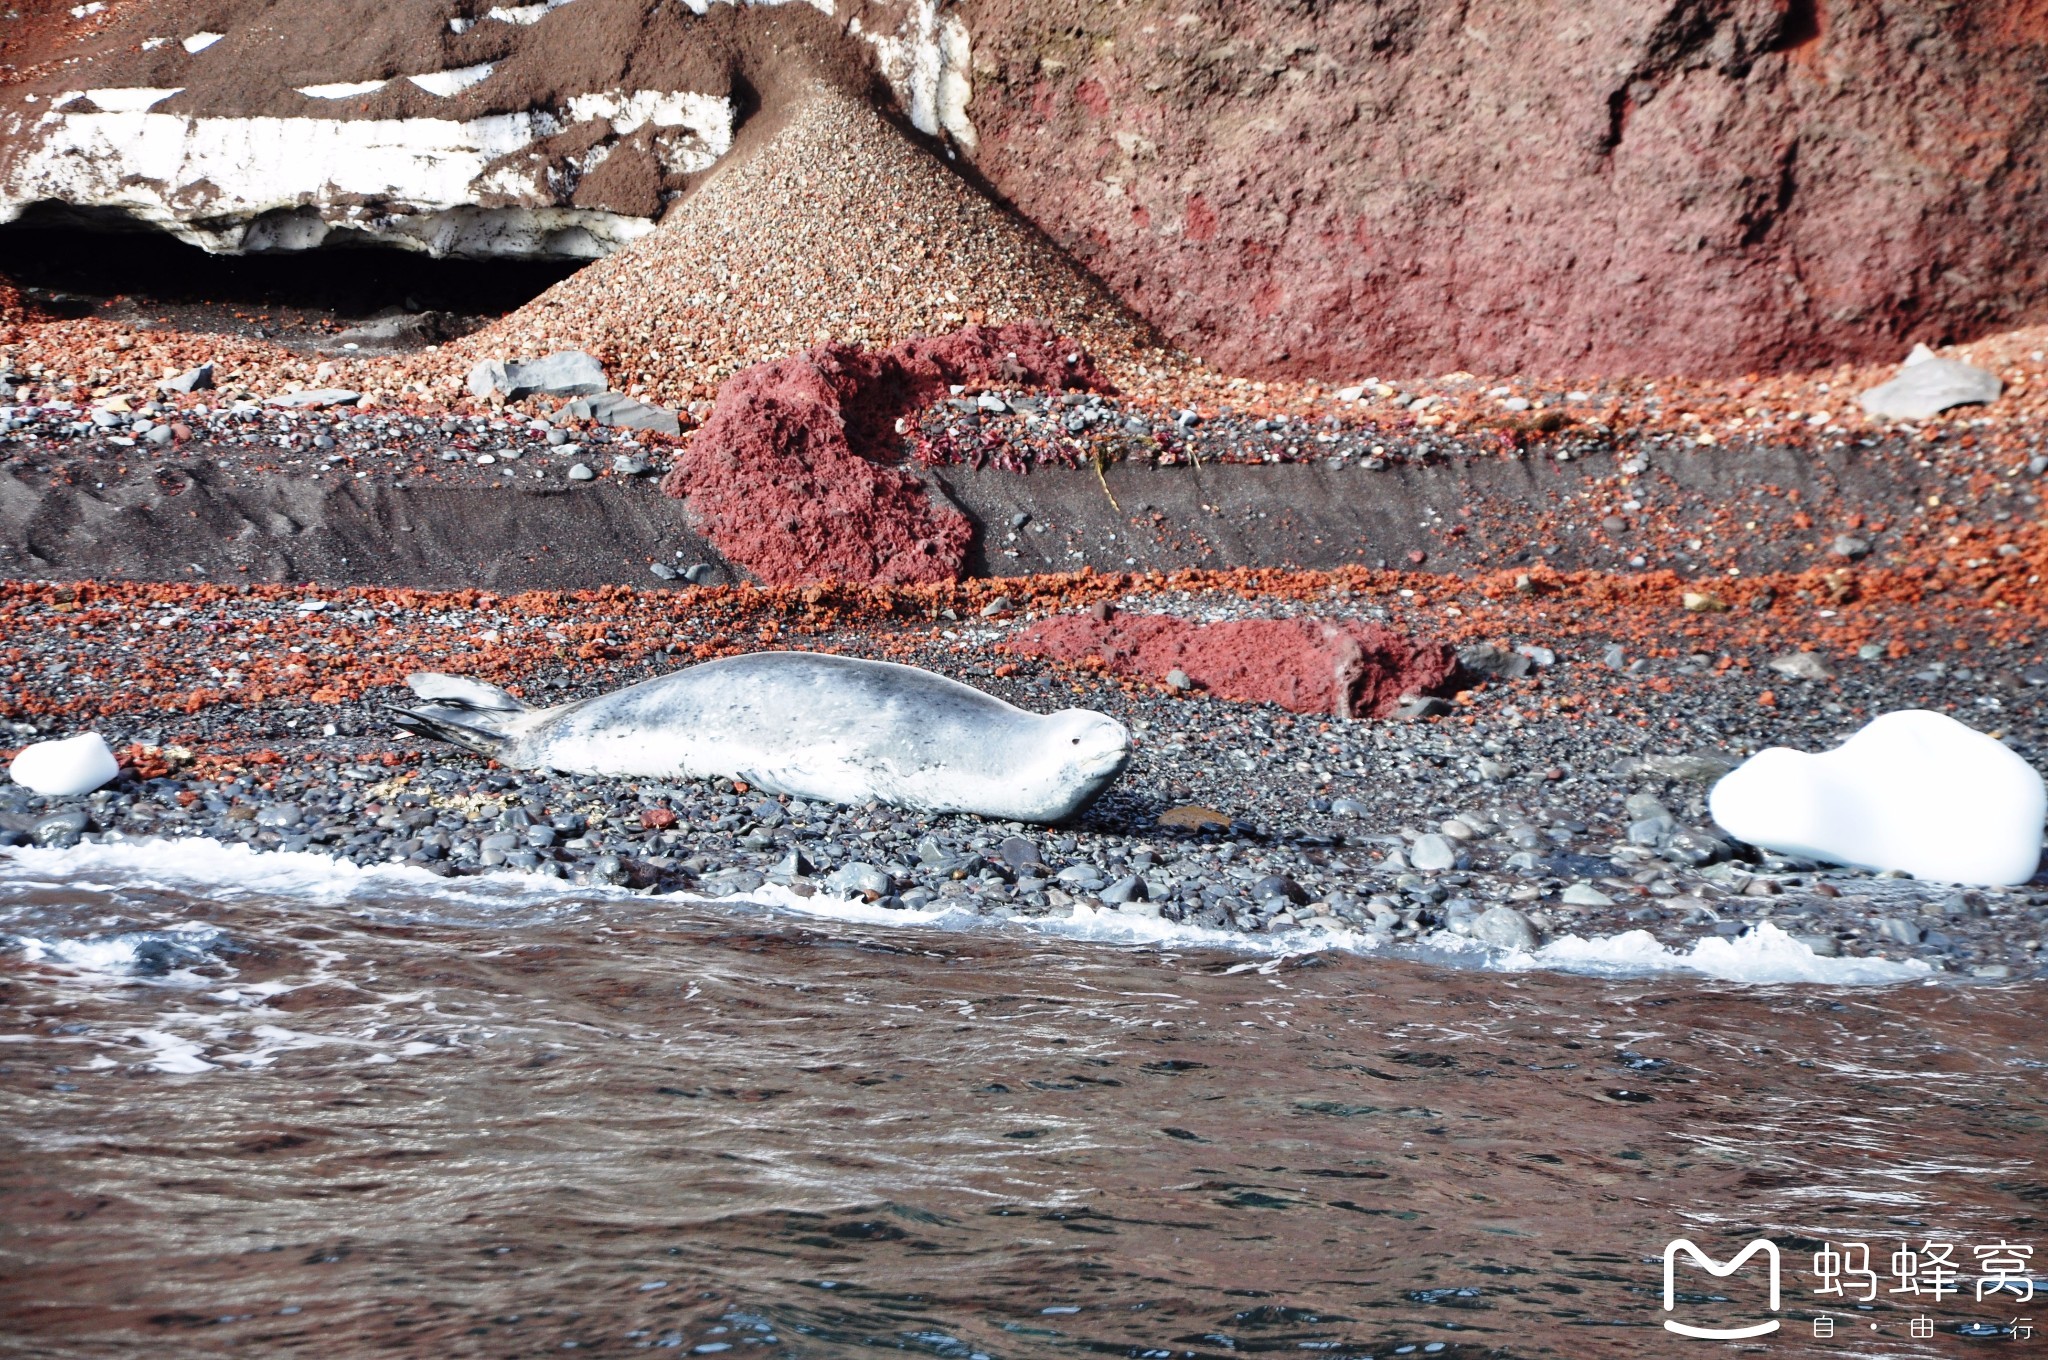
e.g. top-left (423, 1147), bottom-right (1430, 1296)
top-left (1471, 905), bottom-right (1540, 951)
top-left (1409, 834), bottom-right (1458, 873)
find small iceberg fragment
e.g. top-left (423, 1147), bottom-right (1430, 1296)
top-left (181, 31), bottom-right (223, 52)
top-left (9, 732), bottom-right (119, 797)
top-left (1709, 710), bottom-right (2046, 886)
top-left (1858, 343), bottom-right (2003, 420)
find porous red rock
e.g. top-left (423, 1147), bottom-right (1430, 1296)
top-left (659, 321), bottom-right (1104, 585)
top-left (0, 272), bottom-right (33, 327)
top-left (1008, 610), bottom-right (1460, 719)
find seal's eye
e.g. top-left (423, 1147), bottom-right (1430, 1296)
top-left (1070, 737), bottom-right (1079, 744)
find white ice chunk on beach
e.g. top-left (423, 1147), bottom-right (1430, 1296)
top-left (1858, 343), bottom-right (2003, 420)
top-left (1709, 710), bottom-right (2046, 886)
top-left (180, 31), bottom-right (224, 53)
top-left (9, 732), bottom-right (119, 796)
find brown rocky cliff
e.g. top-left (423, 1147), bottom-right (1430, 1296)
top-left (955, 0), bottom-right (2048, 379)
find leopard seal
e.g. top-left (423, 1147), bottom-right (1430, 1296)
top-left (389, 651), bottom-right (1130, 823)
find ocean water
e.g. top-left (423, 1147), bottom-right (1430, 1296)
top-left (2, 841), bottom-right (2043, 1358)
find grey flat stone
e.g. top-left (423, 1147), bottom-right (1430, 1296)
top-left (1635, 752), bottom-right (1741, 782)
top-left (1471, 905), bottom-right (1540, 950)
top-left (829, 862), bottom-right (893, 898)
top-left (1100, 874), bottom-right (1147, 905)
top-left (466, 358), bottom-right (510, 399)
top-left (159, 362), bottom-right (213, 393)
top-left (567, 391), bottom-right (683, 436)
top-left (1409, 833), bottom-right (1457, 872)
top-left (1560, 881), bottom-right (1615, 907)
top-left (468, 351), bottom-right (609, 400)
top-left (267, 389), bottom-right (360, 409)
top-left (1858, 345), bottom-right (2002, 420)
top-left (1767, 651), bottom-right (1836, 681)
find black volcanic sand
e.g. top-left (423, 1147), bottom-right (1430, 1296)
top-left (0, 387), bottom-right (2042, 587)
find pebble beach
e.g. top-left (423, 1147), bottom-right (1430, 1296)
top-left (4, 562), bottom-right (2042, 979)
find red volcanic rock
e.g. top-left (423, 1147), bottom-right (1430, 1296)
top-left (661, 322), bottom-right (1103, 586)
top-left (1010, 611), bottom-right (1460, 719)
top-left (0, 273), bottom-right (35, 330)
top-left (959, 0), bottom-right (2048, 378)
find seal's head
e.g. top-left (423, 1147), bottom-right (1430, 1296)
top-left (1009, 708), bottom-right (1131, 822)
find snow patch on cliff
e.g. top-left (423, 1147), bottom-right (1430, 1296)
top-left (409, 63), bottom-right (496, 97)
top-left (298, 80), bottom-right (385, 99)
top-left (850, 0), bottom-right (976, 152)
top-left (1, 0), bottom-right (978, 258)
top-left (0, 91), bottom-right (732, 257)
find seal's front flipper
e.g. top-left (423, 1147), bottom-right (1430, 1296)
top-left (406, 673), bottom-right (528, 713)
top-left (387, 705), bottom-right (515, 759)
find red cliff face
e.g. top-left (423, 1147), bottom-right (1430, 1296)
top-left (955, 0), bottom-right (2048, 379)
top-left (7, 0), bottom-right (2044, 384)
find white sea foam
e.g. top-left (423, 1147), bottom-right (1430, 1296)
top-left (128, 1028), bottom-right (217, 1074)
top-left (771, 891), bottom-right (1934, 985)
top-left (0, 837), bottom-right (605, 909)
top-left (1509, 922), bottom-right (1934, 985)
top-left (13, 921), bottom-right (221, 976)
top-left (0, 839), bottom-right (1941, 986)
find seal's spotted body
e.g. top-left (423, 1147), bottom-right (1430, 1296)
top-left (392, 652), bottom-right (1130, 824)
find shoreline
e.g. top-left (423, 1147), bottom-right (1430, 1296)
top-left (2, 574), bottom-right (2043, 981)
top-left (0, 832), bottom-right (1946, 987)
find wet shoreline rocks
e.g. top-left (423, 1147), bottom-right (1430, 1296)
top-left (0, 558), bottom-right (2042, 979)
top-left (3, 649), bottom-right (2042, 981)
top-left (5, 747), bottom-right (2039, 980)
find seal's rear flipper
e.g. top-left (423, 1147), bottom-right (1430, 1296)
top-left (387, 705), bottom-right (514, 760)
top-left (406, 673), bottom-right (528, 713)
